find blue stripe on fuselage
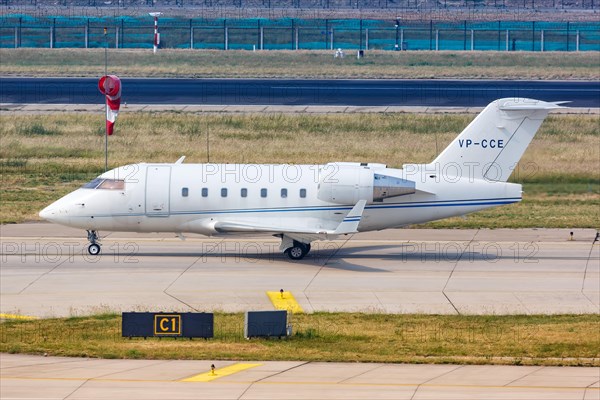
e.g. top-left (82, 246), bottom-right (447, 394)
top-left (75, 197), bottom-right (521, 219)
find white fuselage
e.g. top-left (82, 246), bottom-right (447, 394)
top-left (40, 162), bottom-right (522, 235)
top-left (38, 98), bottom-right (561, 259)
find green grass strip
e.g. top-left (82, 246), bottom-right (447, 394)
top-left (1, 313), bottom-right (598, 366)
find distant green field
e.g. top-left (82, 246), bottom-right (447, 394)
top-left (1, 49), bottom-right (599, 79)
top-left (1, 112), bottom-right (598, 227)
top-left (1, 313), bottom-right (598, 366)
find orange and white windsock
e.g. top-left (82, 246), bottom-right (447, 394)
top-left (98, 75), bottom-right (122, 136)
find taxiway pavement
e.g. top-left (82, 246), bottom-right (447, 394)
top-left (1, 354), bottom-right (599, 400)
top-left (1, 224), bottom-right (598, 317)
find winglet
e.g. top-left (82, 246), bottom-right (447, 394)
top-left (333, 200), bottom-right (367, 235)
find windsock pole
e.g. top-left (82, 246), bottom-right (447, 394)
top-left (104, 27), bottom-right (108, 172)
top-left (150, 13), bottom-right (162, 54)
top-left (153, 16), bottom-right (158, 54)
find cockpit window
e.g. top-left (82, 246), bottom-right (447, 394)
top-left (98, 179), bottom-right (125, 190)
top-left (81, 178), bottom-right (125, 190)
top-left (81, 178), bottom-right (104, 189)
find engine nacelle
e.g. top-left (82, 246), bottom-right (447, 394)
top-left (317, 164), bottom-right (375, 204)
top-left (317, 163), bottom-right (416, 204)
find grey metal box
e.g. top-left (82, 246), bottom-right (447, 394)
top-left (244, 310), bottom-right (288, 338)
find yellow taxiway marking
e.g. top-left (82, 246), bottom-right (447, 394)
top-left (180, 363), bottom-right (262, 382)
top-left (267, 291), bottom-right (304, 314)
top-left (0, 313), bottom-right (38, 321)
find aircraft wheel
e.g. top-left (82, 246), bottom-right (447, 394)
top-left (286, 246), bottom-right (305, 260)
top-left (88, 243), bottom-right (101, 256)
top-left (285, 242), bottom-right (309, 260)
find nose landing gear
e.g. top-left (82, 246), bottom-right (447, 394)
top-left (87, 230), bottom-right (101, 255)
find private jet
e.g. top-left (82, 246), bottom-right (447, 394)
top-left (39, 98), bottom-right (563, 259)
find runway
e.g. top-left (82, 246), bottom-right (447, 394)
top-left (2, 354), bottom-right (599, 400)
top-left (2, 78), bottom-right (599, 107)
top-left (1, 223), bottom-right (598, 318)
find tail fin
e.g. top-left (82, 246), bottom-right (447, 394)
top-left (432, 98), bottom-right (565, 182)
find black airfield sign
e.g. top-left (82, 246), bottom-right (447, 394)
top-left (122, 312), bottom-right (213, 338)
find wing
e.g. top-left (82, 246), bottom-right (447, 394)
top-left (213, 200), bottom-right (367, 237)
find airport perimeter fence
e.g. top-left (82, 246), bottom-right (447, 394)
top-left (2, 0), bottom-right (600, 10)
top-left (1, 16), bottom-right (599, 51)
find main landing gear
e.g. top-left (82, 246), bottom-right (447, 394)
top-left (87, 230), bottom-right (101, 255)
top-left (284, 241), bottom-right (311, 260)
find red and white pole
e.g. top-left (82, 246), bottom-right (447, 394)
top-left (153, 16), bottom-right (158, 53)
top-left (150, 12), bottom-right (162, 54)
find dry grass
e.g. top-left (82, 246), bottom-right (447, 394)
top-left (1, 113), bottom-right (598, 169)
top-left (1, 313), bottom-right (598, 366)
top-left (1, 49), bottom-right (599, 79)
top-left (1, 112), bottom-right (598, 226)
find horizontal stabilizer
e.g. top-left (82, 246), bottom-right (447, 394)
top-left (498, 99), bottom-right (567, 111)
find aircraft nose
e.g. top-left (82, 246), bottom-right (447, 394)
top-left (39, 202), bottom-right (71, 223)
top-left (39, 205), bottom-right (57, 221)
top-left (40, 190), bottom-right (91, 226)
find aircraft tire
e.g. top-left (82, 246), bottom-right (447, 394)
top-left (88, 243), bottom-right (101, 256)
top-left (285, 244), bottom-right (307, 260)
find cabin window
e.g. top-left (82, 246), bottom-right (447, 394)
top-left (241, 188), bottom-right (248, 198)
top-left (181, 187), bottom-right (189, 197)
top-left (201, 188), bottom-right (208, 197)
top-left (260, 188), bottom-right (267, 198)
top-left (300, 188), bottom-right (307, 198)
top-left (221, 188), bottom-right (228, 197)
top-left (281, 188), bottom-right (288, 198)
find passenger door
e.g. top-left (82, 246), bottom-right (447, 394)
top-left (145, 165), bottom-right (171, 217)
